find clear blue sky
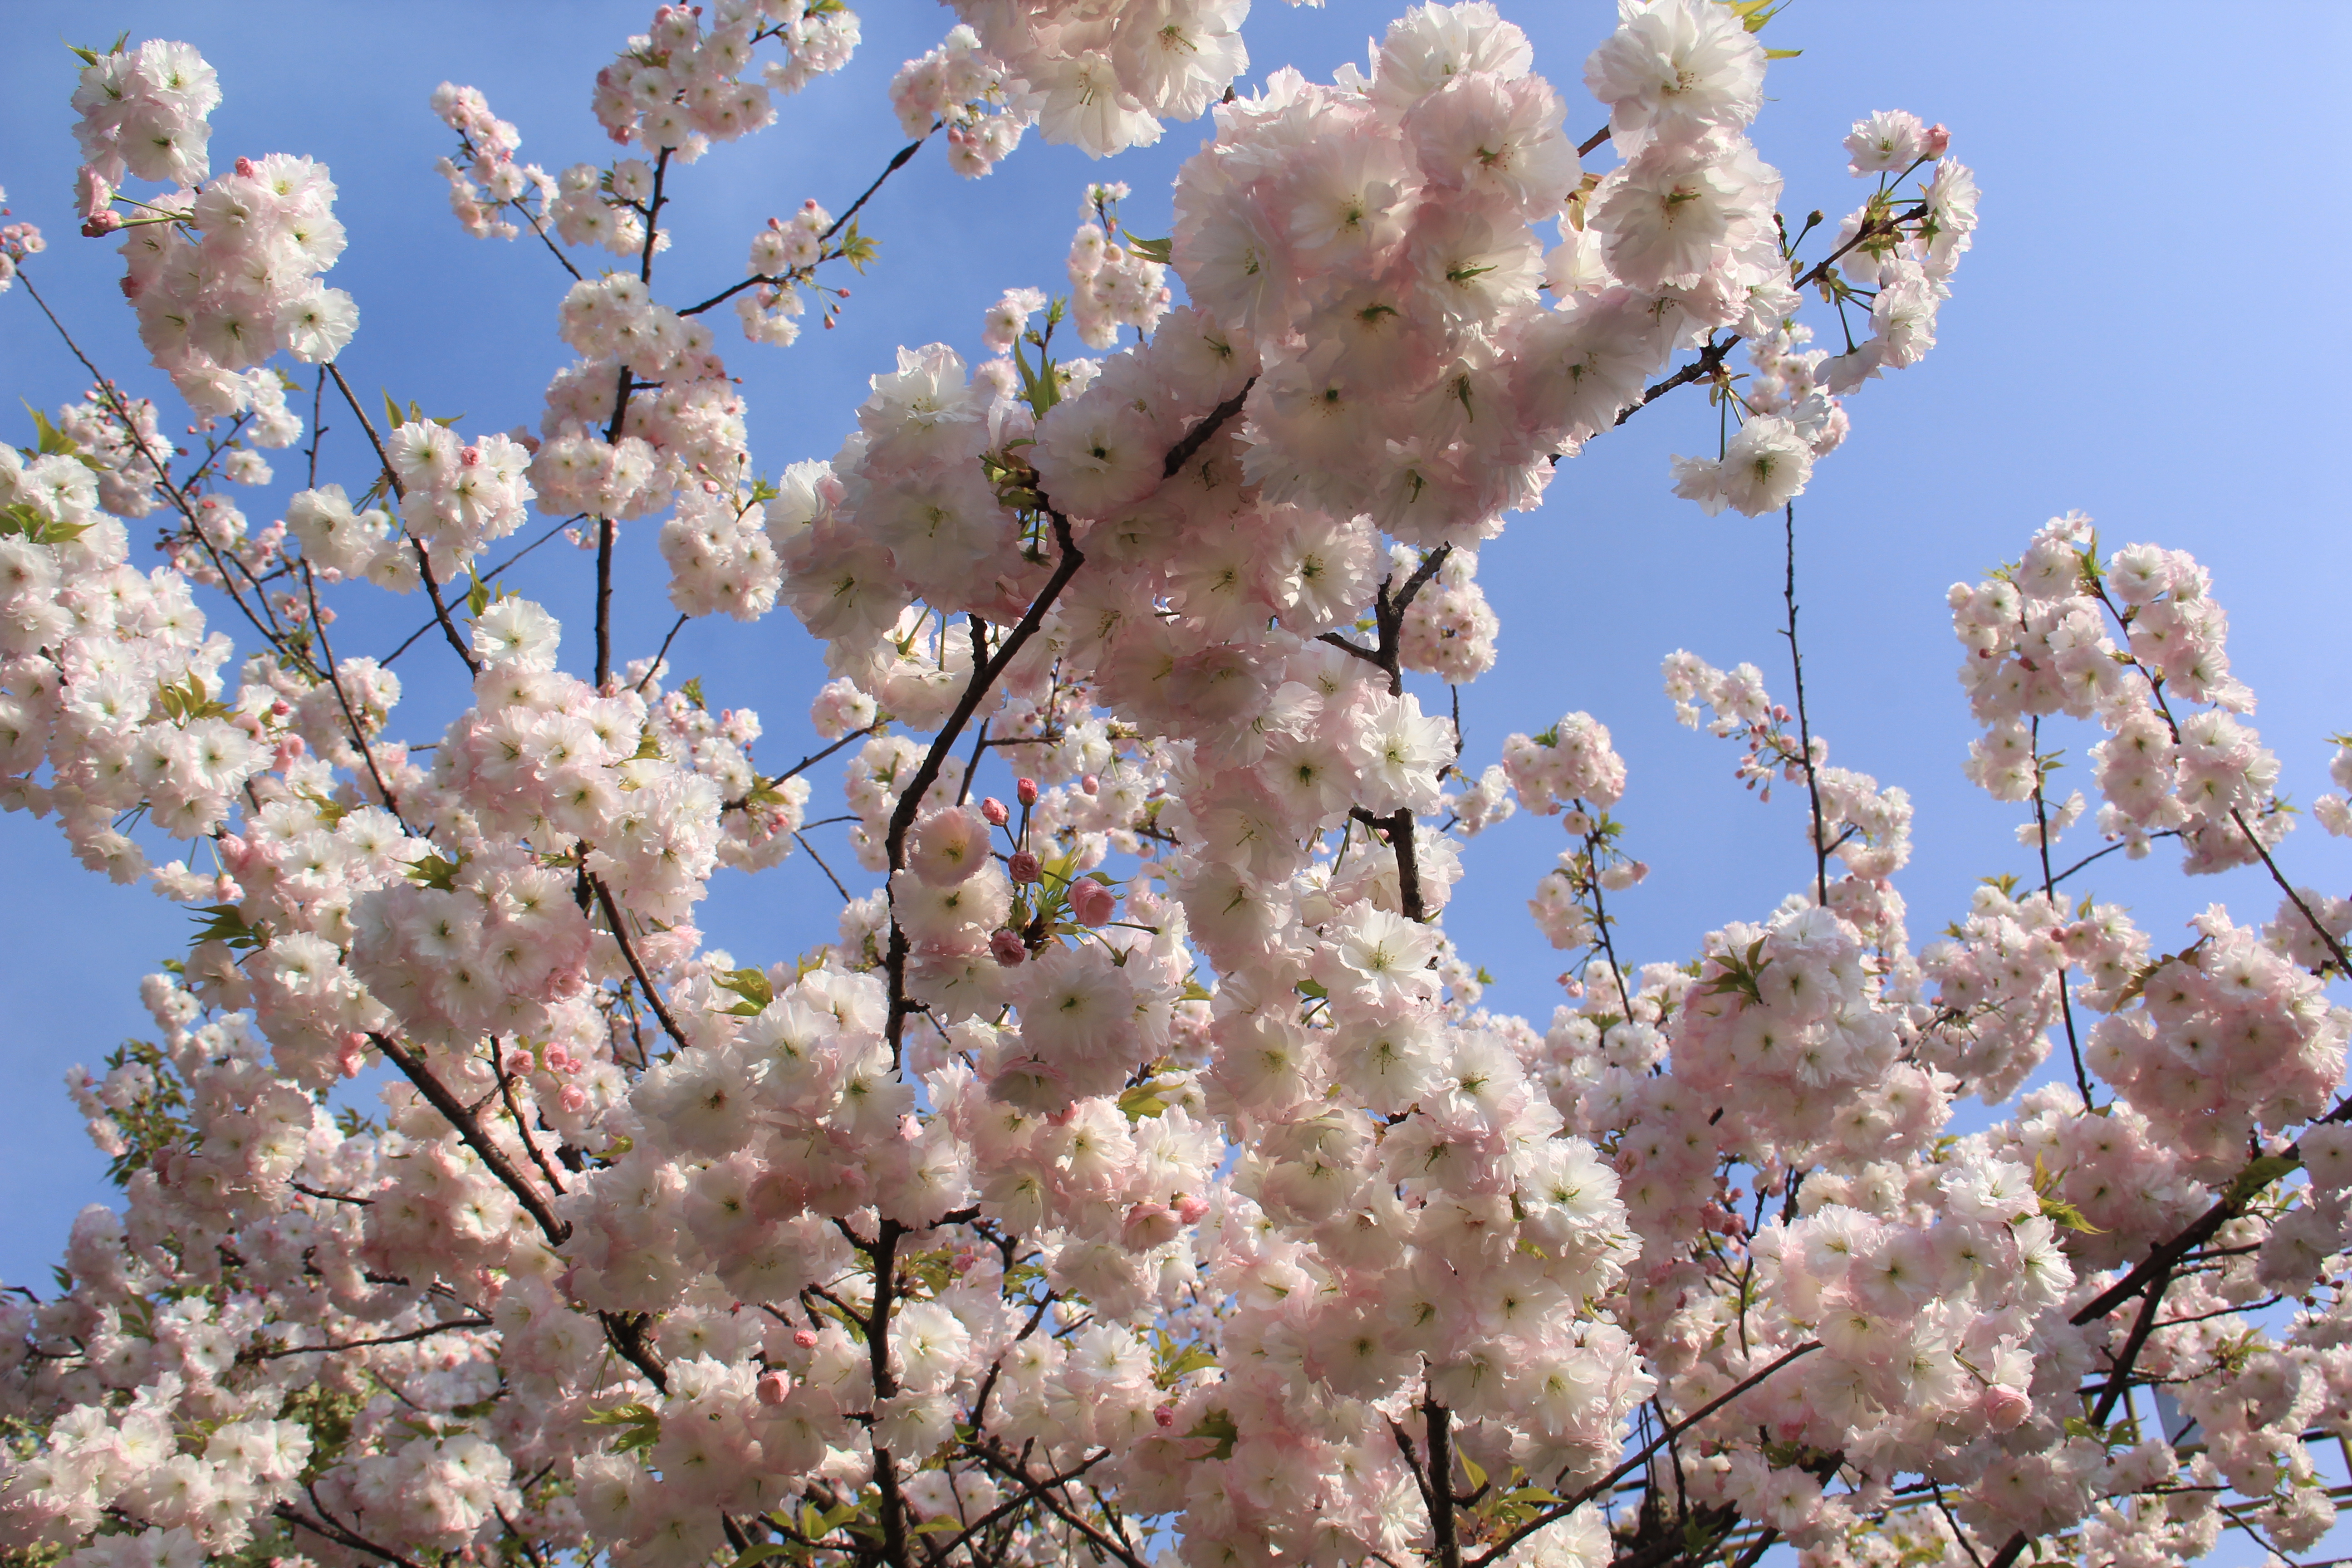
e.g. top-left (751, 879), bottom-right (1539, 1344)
top-left (2, 0), bottom-right (2348, 1311)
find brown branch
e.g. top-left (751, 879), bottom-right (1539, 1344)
top-left (598, 1308), bottom-right (670, 1394)
top-left (864, 1218), bottom-right (912, 1567)
top-left (290, 1180), bottom-right (372, 1206)
top-left (722, 720), bottom-right (888, 812)
top-left (928, 1452), bottom-right (1112, 1564)
top-left (367, 1030), bottom-right (570, 1246)
top-left (2232, 806), bottom-right (2352, 973)
top-left (972, 1445), bottom-right (1150, 1568)
top-left (882, 519), bottom-right (1085, 1055)
top-left (1350, 806), bottom-right (1426, 923)
top-left (678, 132), bottom-right (932, 318)
top-left (1162, 377), bottom-right (1257, 478)
top-left (323, 362), bottom-right (480, 676)
top-left (251, 1315), bottom-right (490, 1361)
top-left (278, 1490), bottom-right (426, 1568)
top-left (1425, 1398), bottom-right (1464, 1568)
top-left (301, 560), bottom-right (411, 831)
top-left (495, 1048), bottom-right (569, 1200)
top-left (590, 873), bottom-right (692, 1052)
top-left (1471, 1341), bottom-right (1822, 1568)
top-left (633, 612), bottom-right (690, 694)
top-left (1606, 200), bottom-right (1933, 433)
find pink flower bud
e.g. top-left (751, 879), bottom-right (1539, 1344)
top-left (1016, 777), bottom-right (1039, 806)
top-left (1081, 774), bottom-right (1100, 796)
top-left (460, 445), bottom-right (482, 467)
top-left (1982, 1385), bottom-right (2029, 1430)
top-left (1174, 1195), bottom-right (1210, 1224)
top-left (1009, 851), bottom-right (1041, 884)
top-left (235, 157), bottom-right (256, 178)
top-left (981, 796), bottom-right (1009, 827)
top-left (793, 1328), bottom-right (818, 1349)
top-left (559, 1084), bottom-right (588, 1113)
top-left (1922, 122), bottom-right (1950, 157)
top-left (1069, 877), bottom-right (1116, 926)
top-left (1154, 1404), bottom-right (1176, 1428)
top-left (990, 929), bottom-right (1028, 966)
top-left (756, 1370), bottom-right (792, 1405)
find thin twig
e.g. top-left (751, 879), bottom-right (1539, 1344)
top-left (323, 363), bottom-right (479, 675)
top-left (589, 875), bottom-right (692, 1052)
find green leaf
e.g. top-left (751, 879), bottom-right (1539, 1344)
top-left (153, 671), bottom-right (231, 725)
top-left (2225, 1152), bottom-right (2301, 1210)
top-left (679, 675), bottom-right (706, 710)
top-left (1156, 1342), bottom-right (1216, 1386)
top-left (627, 728), bottom-right (665, 762)
top-left (837, 220), bottom-right (880, 273)
top-left (299, 789), bottom-right (352, 826)
top-left (1124, 234), bottom-right (1173, 264)
top-left (404, 851), bottom-right (464, 892)
top-left (383, 390), bottom-right (408, 432)
top-left (1182, 1407), bottom-right (1240, 1462)
top-left (582, 1401), bottom-right (659, 1424)
top-left (1764, 46), bottom-right (1802, 58)
top-left (465, 568), bottom-right (490, 620)
top-left (1116, 1081), bottom-right (1174, 1121)
top-left (727, 1545), bottom-right (789, 1568)
top-left (1459, 1452), bottom-right (1489, 1495)
top-left (911, 1519), bottom-right (965, 1537)
top-left (189, 904), bottom-right (267, 951)
top-left (713, 967), bottom-right (773, 1017)
top-left (583, 1401), bottom-right (661, 1454)
top-left (0, 500), bottom-right (94, 546)
top-left (24, 403), bottom-right (76, 457)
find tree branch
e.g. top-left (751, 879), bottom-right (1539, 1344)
top-left (591, 873), bottom-right (692, 1052)
top-left (323, 362), bottom-right (480, 676)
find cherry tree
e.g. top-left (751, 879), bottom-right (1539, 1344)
top-left (0, 5), bottom-right (2346, 1568)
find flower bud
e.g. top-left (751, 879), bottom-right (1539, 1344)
top-left (1016, 777), bottom-right (1039, 806)
top-left (1069, 877), bottom-right (1116, 926)
top-left (1081, 774), bottom-right (1100, 796)
top-left (1982, 1385), bottom-right (2029, 1430)
top-left (1009, 851), bottom-right (1040, 884)
top-left (990, 929), bottom-right (1027, 966)
top-left (1922, 123), bottom-right (1951, 158)
top-left (981, 796), bottom-right (1009, 827)
top-left (757, 1370), bottom-right (793, 1405)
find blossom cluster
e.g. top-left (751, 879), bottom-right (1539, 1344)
top-left (7, 8), bottom-right (2352, 1568)
top-left (71, 44), bottom-right (360, 418)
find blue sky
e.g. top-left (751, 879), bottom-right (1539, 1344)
top-left (2, 0), bottom-right (2348, 1320)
